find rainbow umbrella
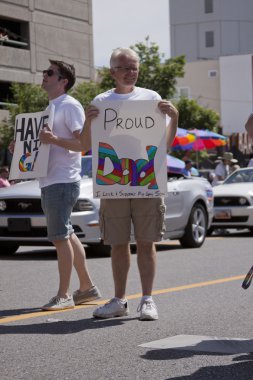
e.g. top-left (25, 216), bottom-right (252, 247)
top-left (172, 128), bottom-right (196, 150)
top-left (189, 129), bottom-right (228, 151)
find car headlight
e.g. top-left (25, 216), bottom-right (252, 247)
top-left (238, 197), bottom-right (247, 205)
top-left (73, 199), bottom-right (94, 212)
top-left (0, 200), bottom-right (7, 211)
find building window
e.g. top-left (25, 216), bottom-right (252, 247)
top-left (205, 0), bottom-right (213, 13)
top-left (205, 31), bottom-right (214, 47)
top-left (208, 70), bottom-right (218, 78)
top-left (175, 87), bottom-right (190, 99)
top-left (0, 17), bottom-right (29, 49)
top-left (0, 82), bottom-right (14, 109)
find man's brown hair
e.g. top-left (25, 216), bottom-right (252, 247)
top-left (49, 60), bottom-right (76, 92)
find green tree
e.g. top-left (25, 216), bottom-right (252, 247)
top-left (70, 81), bottom-right (101, 108)
top-left (0, 83), bottom-right (48, 146)
top-left (175, 97), bottom-right (220, 131)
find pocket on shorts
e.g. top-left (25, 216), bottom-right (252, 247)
top-left (156, 203), bottom-right (166, 240)
top-left (99, 207), bottom-right (105, 240)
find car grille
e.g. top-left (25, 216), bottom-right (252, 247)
top-left (0, 227), bottom-right (48, 237)
top-left (214, 196), bottom-right (250, 207)
top-left (0, 199), bottom-right (43, 214)
top-left (213, 216), bottom-right (249, 223)
top-left (0, 225), bottom-right (84, 238)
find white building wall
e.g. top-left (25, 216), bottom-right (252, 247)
top-left (170, 0), bottom-right (253, 62)
top-left (175, 60), bottom-right (220, 114)
top-left (220, 55), bottom-right (253, 134)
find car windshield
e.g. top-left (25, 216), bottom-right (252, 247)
top-left (224, 169), bottom-right (253, 184)
top-left (80, 156), bottom-right (92, 178)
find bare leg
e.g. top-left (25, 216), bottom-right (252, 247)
top-left (136, 241), bottom-right (156, 296)
top-left (111, 243), bottom-right (131, 299)
top-left (53, 239), bottom-right (74, 298)
top-left (70, 233), bottom-right (93, 291)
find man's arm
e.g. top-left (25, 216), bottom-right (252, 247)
top-left (158, 100), bottom-right (179, 149)
top-left (245, 113), bottom-right (253, 138)
top-left (39, 104), bottom-right (99, 152)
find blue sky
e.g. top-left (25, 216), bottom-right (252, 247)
top-left (92, 0), bottom-right (170, 67)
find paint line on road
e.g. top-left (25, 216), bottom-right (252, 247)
top-left (0, 274), bottom-right (245, 324)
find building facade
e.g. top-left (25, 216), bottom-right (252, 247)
top-left (170, 0), bottom-right (253, 62)
top-left (0, 0), bottom-right (94, 108)
top-left (169, 0), bottom-right (253, 155)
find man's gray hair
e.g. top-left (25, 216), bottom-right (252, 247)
top-left (110, 48), bottom-right (140, 68)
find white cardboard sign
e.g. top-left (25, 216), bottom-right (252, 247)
top-left (91, 100), bottom-right (167, 198)
top-left (9, 105), bottom-right (54, 180)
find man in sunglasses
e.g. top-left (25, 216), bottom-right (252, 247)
top-left (39, 60), bottom-right (101, 311)
top-left (40, 49), bottom-right (178, 321)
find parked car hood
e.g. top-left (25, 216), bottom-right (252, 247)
top-left (213, 183), bottom-right (253, 196)
top-left (0, 180), bottom-right (41, 197)
top-left (0, 177), bottom-right (94, 199)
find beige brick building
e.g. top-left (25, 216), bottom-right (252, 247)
top-left (0, 0), bottom-right (94, 108)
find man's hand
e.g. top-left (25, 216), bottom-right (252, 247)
top-left (158, 100), bottom-right (179, 149)
top-left (158, 100), bottom-right (179, 122)
top-left (85, 104), bottom-right (99, 126)
top-left (8, 140), bottom-right (15, 154)
top-left (39, 124), bottom-right (57, 144)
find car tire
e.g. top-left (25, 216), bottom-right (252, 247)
top-left (0, 243), bottom-right (20, 255)
top-left (179, 203), bottom-right (207, 248)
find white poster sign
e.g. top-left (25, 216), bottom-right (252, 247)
top-left (9, 105), bottom-right (54, 180)
top-left (91, 100), bottom-right (167, 198)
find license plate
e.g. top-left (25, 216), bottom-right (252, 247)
top-left (215, 210), bottom-right (231, 219)
top-left (8, 218), bottom-right (31, 232)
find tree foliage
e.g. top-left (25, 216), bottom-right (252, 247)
top-left (175, 97), bottom-right (220, 131)
top-left (8, 83), bottom-right (48, 125)
top-left (0, 83), bottom-right (48, 150)
top-left (69, 81), bottom-right (101, 108)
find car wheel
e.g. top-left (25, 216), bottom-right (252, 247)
top-left (0, 243), bottom-right (20, 255)
top-left (179, 203), bottom-right (207, 248)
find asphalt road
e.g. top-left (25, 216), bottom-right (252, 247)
top-left (1, 231), bottom-right (253, 380)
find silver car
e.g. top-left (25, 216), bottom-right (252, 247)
top-left (210, 167), bottom-right (253, 234)
top-left (0, 156), bottom-right (213, 255)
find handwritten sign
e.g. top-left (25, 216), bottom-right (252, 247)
top-left (9, 105), bottom-right (55, 180)
top-left (91, 100), bottom-right (167, 198)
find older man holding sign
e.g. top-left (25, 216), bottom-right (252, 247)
top-left (90, 48), bottom-right (178, 321)
top-left (40, 48), bottom-right (178, 321)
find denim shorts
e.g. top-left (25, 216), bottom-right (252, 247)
top-left (99, 198), bottom-right (166, 245)
top-left (41, 181), bottom-right (80, 242)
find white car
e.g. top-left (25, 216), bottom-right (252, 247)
top-left (0, 156), bottom-right (213, 255)
top-left (210, 167), bottom-right (253, 233)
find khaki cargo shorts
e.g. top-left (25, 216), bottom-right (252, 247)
top-left (99, 198), bottom-right (166, 245)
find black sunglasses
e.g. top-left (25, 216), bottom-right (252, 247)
top-left (42, 69), bottom-right (62, 78)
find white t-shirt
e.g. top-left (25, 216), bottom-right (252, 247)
top-left (39, 94), bottom-right (84, 188)
top-left (94, 86), bottom-right (161, 102)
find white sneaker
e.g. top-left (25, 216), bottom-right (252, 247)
top-left (42, 295), bottom-right (75, 311)
top-left (137, 298), bottom-right (158, 320)
top-left (93, 298), bottom-right (129, 319)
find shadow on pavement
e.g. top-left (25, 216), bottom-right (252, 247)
top-left (0, 316), bottom-right (137, 334)
top-left (141, 348), bottom-right (253, 379)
